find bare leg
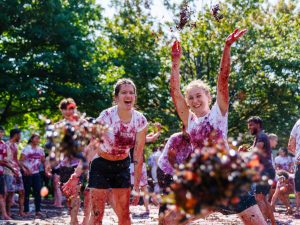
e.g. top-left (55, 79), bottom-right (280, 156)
top-left (238, 204), bottom-right (267, 225)
top-left (270, 187), bottom-right (279, 211)
top-left (68, 185), bottom-right (81, 225)
top-left (90, 188), bottom-right (109, 224)
top-left (18, 190), bottom-right (26, 216)
top-left (159, 208), bottom-right (211, 225)
top-left (278, 193), bottom-right (292, 214)
top-left (296, 192), bottom-right (300, 213)
top-left (107, 189), bottom-right (116, 212)
top-left (255, 194), bottom-right (276, 225)
top-left (53, 175), bottom-right (63, 207)
top-left (0, 195), bottom-right (11, 220)
top-left (111, 188), bottom-right (131, 225)
top-left (268, 188), bottom-right (275, 203)
top-left (5, 192), bottom-right (13, 217)
top-left (140, 185), bottom-right (149, 212)
top-left (81, 188), bottom-right (91, 225)
top-left (160, 210), bottom-right (182, 225)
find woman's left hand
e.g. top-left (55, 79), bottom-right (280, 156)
top-left (131, 186), bottom-right (140, 205)
top-left (225, 28), bottom-right (247, 46)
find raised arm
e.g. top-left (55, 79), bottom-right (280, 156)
top-left (170, 40), bottom-right (190, 128)
top-left (217, 29), bottom-right (247, 115)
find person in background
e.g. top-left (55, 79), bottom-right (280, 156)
top-left (268, 133), bottom-right (278, 165)
top-left (129, 123), bottom-right (161, 217)
top-left (0, 126), bottom-right (18, 220)
top-left (47, 154), bottom-right (63, 208)
top-left (39, 152), bottom-right (51, 197)
top-left (270, 170), bottom-right (293, 214)
top-left (268, 133), bottom-right (279, 202)
top-left (19, 133), bottom-right (49, 217)
top-left (247, 116), bottom-right (276, 225)
top-left (288, 119), bottom-right (300, 215)
top-left (148, 146), bottom-right (162, 194)
top-left (157, 129), bottom-right (193, 224)
top-left (4, 128), bottom-right (27, 217)
top-left (274, 147), bottom-right (294, 173)
top-left (55, 98), bottom-right (83, 225)
top-left (271, 147), bottom-right (294, 212)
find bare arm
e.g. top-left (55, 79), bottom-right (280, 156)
top-left (41, 155), bottom-right (51, 177)
top-left (217, 29), bottom-right (247, 115)
top-left (146, 132), bottom-right (160, 143)
top-left (170, 40), bottom-right (190, 128)
top-left (19, 153), bottom-right (31, 175)
top-left (146, 122), bottom-right (162, 143)
top-left (254, 141), bottom-right (265, 155)
top-left (270, 184), bottom-right (280, 207)
top-left (0, 160), bottom-right (17, 175)
top-left (132, 126), bottom-right (148, 205)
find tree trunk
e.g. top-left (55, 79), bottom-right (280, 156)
top-left (0, 95), bottom-right (13, 125)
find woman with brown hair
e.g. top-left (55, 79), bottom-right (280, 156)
top-left (20, 133), bottom-right (48, 217)
top-left (88, 78), bottom-right (148, 225)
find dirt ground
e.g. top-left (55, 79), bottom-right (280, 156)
top-left (1, 199), bottom-right (300, 225)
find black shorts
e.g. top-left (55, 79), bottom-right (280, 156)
top-left (295, 164), bottom-right (300, 192)
top-left (255, 184), bottom-right (271, 195)
top-left (0, 175), bottom-right (5, 195)
top-left (157, 167), bottom-right (174, 214)
top-left (88, 157), bottom-right (130, 189)
top-left (59, 166), bottom-right (77, 184)
top-left (157, 167), bottom-right (173, 194)
top-left (52, 167), bottom-right (60, 175)
top-left (255, 167), bottom-right (276, 195)
top-left (157, 167), bottom-right (257, 215)
top-left (218, 192), bottom-right (257, 215)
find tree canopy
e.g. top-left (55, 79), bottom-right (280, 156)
top-left (0, 0), bottom-right (299, 149)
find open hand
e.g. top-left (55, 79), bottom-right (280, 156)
top-left (154, 122), bottom-right (162, 132)
top-left (62, 174), bottom-right (79, 198)
top-left (131, 187), bottom-right (140, 205)
top-left (171, 40), bottom-right (181, 61)
top-left (225, 29), bottom-right (247, 46)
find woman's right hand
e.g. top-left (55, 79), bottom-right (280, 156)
top-left (171, 40), bottom-right (181, 62)
top-left (62, 174), bottom-right (79, 198)
top-left (225, 28), bottom-right (247, 47)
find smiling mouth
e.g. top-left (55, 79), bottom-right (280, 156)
top-left (124, 100), bottom-right (132, 105)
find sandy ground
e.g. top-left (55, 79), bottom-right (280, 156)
top-left (1, 200), bottom-right (300, 225)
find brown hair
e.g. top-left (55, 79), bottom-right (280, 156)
top-left (28, 133), bottom-right (40, 145)
top-left (113, 78), bottom-right (137, 97)
top-left (59, 98), bottom-right (76, 110)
